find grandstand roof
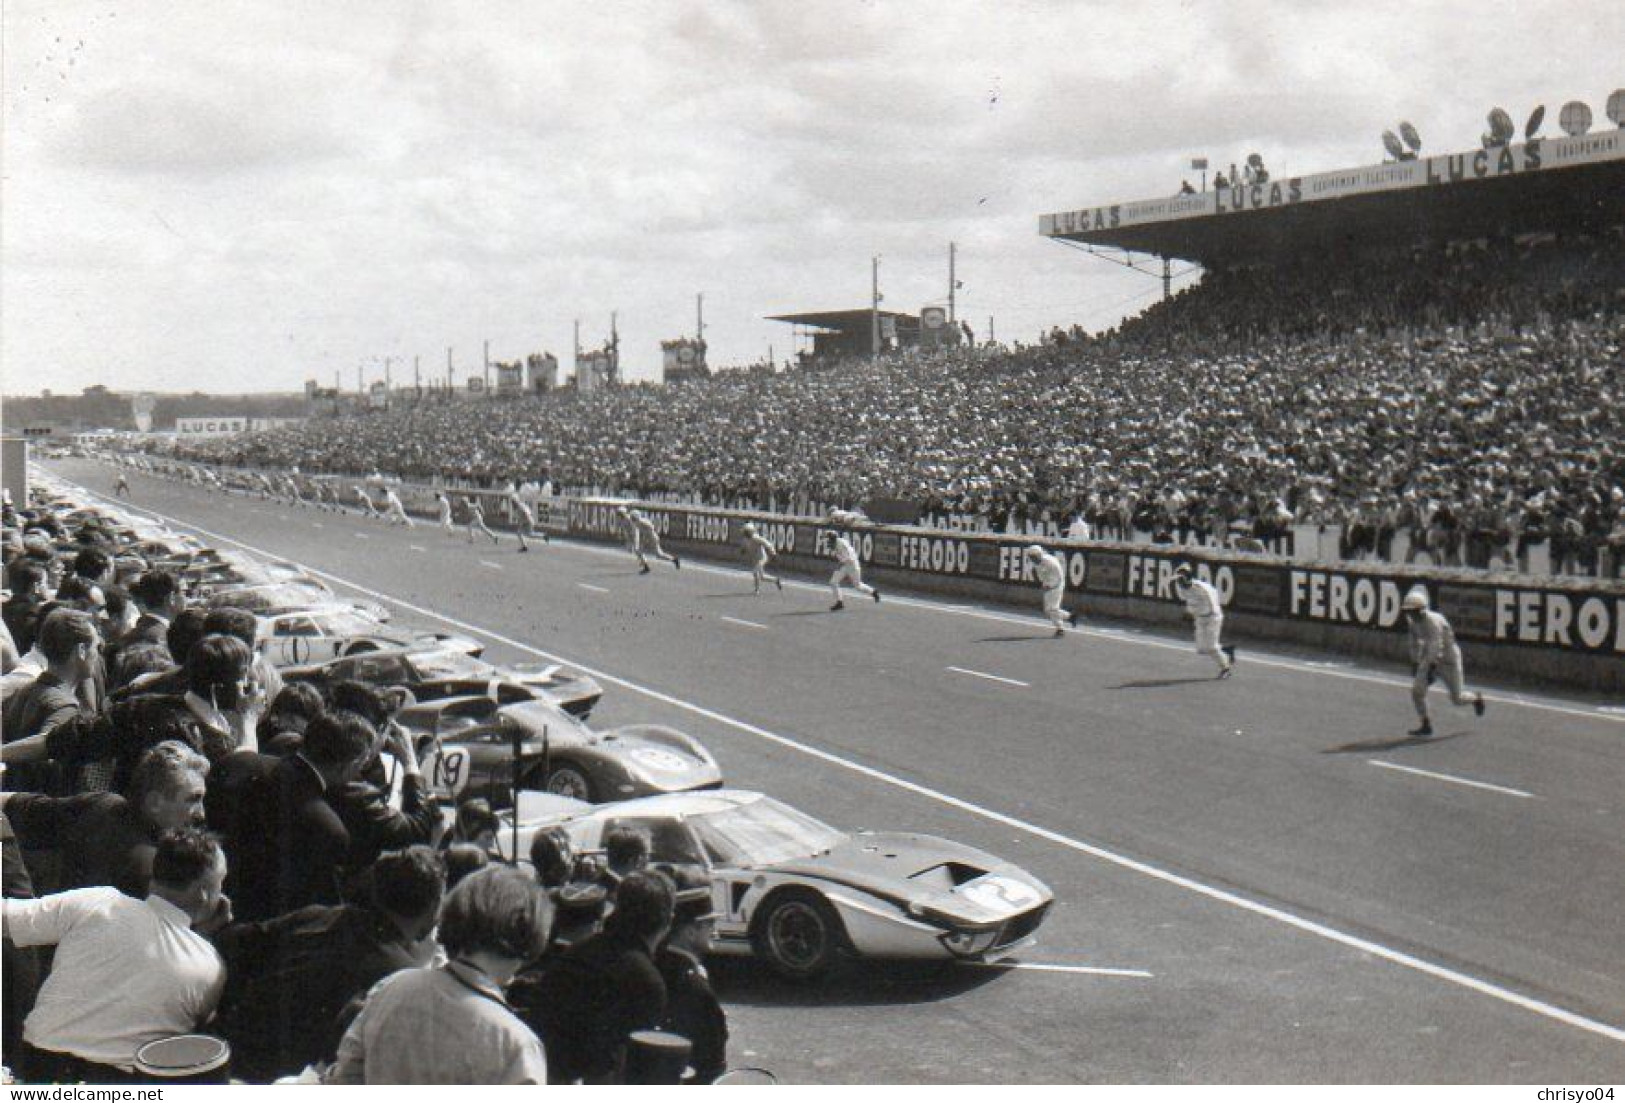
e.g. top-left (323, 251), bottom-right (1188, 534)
top-left (1041, 129), bottom-right (1625, 266)
top-left (766, 309), bottom-right (917, 331)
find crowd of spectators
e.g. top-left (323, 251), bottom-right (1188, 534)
top-left (1, 502), bottom-right (729, 1084)
top-left (163, 232), bottom-right (1625, 575)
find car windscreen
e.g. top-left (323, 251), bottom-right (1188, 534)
top-left (310, 609), bottom-right (384, 636)
top-left (690, 798), bottom-right (846, 867)
top-left (409, 650), bottom-right (492, 679)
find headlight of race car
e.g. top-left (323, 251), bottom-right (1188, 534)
top-left (939, 927), bottom-right (1002, 956)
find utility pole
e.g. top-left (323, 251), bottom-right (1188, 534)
top-left (988, 315), bottom-right (995, 346)
top-left (483, 339), bottom-right (490, 392)
top-left (413, 355), bottom-right (420, 394)
top-left (948, 242), bottom-right (957, 323)
top-left (696, 293), bottom-right (704, 342)
top-left (333, 370), bottom-right (340, 394)
top-left (384, 357), bottom-right (392, 408)
top-left (870, 255), bottom-right (880, 362)
top-left (1162, 256), bottom-right (1171, 301)
top-left (609, 312), bottom-right (619, 385)
top-left (573, 319), bottom-right (581, 384)
top-left (447, 346), bottom-right (454, 392)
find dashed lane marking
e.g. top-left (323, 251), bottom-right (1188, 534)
top-left (720, 616), bottom-right (769, 630)
top-left (946, 665), bottom-right (1030, 688)
top-left (63, 495), bottom-right (1625, 1047)
top-left (479, 560), bottom-right (504, 571)
top-left (1368, 760), bottom-right (1536, 800)
top-left (975, 962), bottom-right (1154, 979)
top-left (408, 545), bottom-right (426, 553)
top-left (578, 583), bottom-right (610, 594)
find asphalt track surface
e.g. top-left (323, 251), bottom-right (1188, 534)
top-left (46, 460), bottom-right (1625, 1084)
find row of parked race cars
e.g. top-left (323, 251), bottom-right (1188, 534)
top-left (36, 468), bottom-right (1055, 979)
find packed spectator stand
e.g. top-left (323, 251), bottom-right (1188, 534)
top-left (1, 496), bottom-right (729, 1084)
top-left (167, 234), bottom-right (1625, 576)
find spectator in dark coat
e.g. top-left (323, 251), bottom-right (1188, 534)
top-left (216, 710), bottom-right (375, 923)
top-left (511, 868), bottom-right (673, 1083)
top-left (212, 845), bottom-right (446, 1082)
top-left (654, 864), bottom-right (728, 1084)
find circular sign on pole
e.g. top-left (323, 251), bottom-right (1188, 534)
top-left (1606, 89), bottom-right (1625, 126)
top-left (1559, 100), bottom-right (1594, 136)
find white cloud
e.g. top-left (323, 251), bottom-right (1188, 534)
top-left (3, 0), bottom-right (1621, 393)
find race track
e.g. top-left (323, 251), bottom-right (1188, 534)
top-left (45, 459), bottom-right (1625, 1084)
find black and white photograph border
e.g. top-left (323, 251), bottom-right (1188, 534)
top-left (2, 1), bottom-right (1623, 1095)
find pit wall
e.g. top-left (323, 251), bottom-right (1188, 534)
top-left (120, 462), bottom-right (1625, 694)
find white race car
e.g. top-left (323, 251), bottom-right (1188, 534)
top-left (497, 790), bottom-right (1054, 978)
top-left (254, 608), bottom-right (481, 668)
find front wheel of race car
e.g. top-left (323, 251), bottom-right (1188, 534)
top-left (533, 763), bottom-right (596, 803)
top-left (751, 890), bottom-right (848, 980)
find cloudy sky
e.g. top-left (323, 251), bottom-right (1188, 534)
top-left (3, 1), bottom-right (1620, 395)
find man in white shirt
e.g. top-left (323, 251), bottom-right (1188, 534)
top-left (2, 827), bottom-right (230, 1083)
top-left (1025, 545), bottom-right (1077, 637)
top-left (353, 485), bottom-right (381, 518)
top-left (829, 531), bottom-right (880, 611)
top-left (382, 488), bottom-right (414, 529)
top-left (1173, 564), bottom-right (1235, 678)
top-left (508, 492), bottom-right (549, 553)
top-left (435, 491), bottom-right (455, 534)
top-left (467, 498), bottom-right (499, 545)
top-left (1403, 588), bottom-right (1485, 737)
top-left (617, 507), bottom-right (680, 574)
top-left (741, 523), bottom-right (783, 594)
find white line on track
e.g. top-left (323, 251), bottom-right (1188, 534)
top-left (479, 560), bottom-right (505, 571)
top-left (577, 583), bottom-right (610, 594)
top-left (354, 532), bottom-right (370, 540)
top-left (312, 522), bottom-right (323, 529)
top-left (1368, 760), bottom-right (1536, 799)
top-left (720, 616), bottom-right (769, 631)
top-left (975, 962), bottom-right (1154, 979)
top-left (408, 544), bottom-right (426, 553)
top-left (68, 494), bottom-right (1625, 1047)
top-left (946, 665), bottom-right (1030, 688)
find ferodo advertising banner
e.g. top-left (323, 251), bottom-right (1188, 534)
top-left (1285, 568), bottom-right (1625, 655)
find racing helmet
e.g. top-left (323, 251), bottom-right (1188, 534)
top-left (1402, 588), bottom-right (1430, 612)
top-left (742, 522), bottom-right (757, 535)
top-left (1024, 544), bottom-right (1045, 558)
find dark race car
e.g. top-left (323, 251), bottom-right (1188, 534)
top-left (398, 693), bottom-right (721, 806)
top-left (283, 644), bottom-right (603, 718)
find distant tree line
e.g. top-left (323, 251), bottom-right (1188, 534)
top-left (1, 386), bottom-right (308, 433)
